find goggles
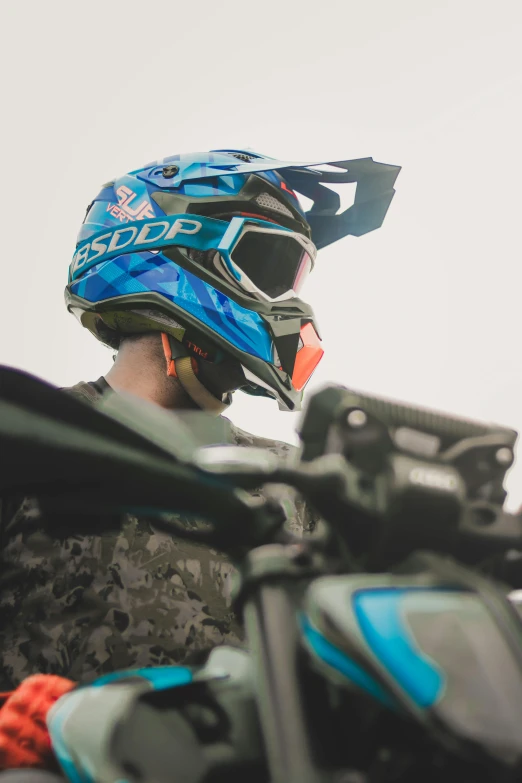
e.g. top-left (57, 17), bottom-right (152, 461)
top-left (214, 218), bottom-right (316, 302)
top-left (70, 214), bottom-right (316, 303)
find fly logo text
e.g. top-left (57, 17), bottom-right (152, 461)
top-left (106, 186), bottom-right (156, 223)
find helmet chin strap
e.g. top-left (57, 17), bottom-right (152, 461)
top-left (161, 333), bottom-right (231, 415)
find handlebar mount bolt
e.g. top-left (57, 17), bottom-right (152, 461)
top-left (495, 447), bottom-right (513, 466)
top-left (347, 409), bottom-right (367, 429)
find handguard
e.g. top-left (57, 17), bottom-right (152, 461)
top-left (302, 552), bottom-right (522, 768)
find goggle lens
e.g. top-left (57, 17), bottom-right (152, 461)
top-left (228, 230), bottom-right (314, 301)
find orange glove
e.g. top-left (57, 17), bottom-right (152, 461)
top-left (0, 674), bottom-right (76, 770)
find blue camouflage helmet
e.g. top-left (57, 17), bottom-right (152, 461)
top-left (65, 149), bottom-right (400, 411)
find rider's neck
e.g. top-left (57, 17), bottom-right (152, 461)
top-left (104, 333), bottom-right (198, 411)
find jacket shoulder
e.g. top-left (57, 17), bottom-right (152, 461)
top-left (61, 381), bottom-right (103, 405)
top-left (226, 420), bottom-right (297, 461)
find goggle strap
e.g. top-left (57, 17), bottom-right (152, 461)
top-left (175, 356), bottom-right (229, 415)
top-left (161, 333), bottom-right (229, 414)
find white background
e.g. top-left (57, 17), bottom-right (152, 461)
top-left (1, 0), bottom-right (522, 507)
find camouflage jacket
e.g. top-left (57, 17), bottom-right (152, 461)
top-left (0, 379), bottom-right (317, 689)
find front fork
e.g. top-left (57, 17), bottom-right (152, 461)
top-left (238, 542), bottom-right (326, 783)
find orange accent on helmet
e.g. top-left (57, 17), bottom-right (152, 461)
top-left (280, 181), bottom-right (297, 198)
top-left (161, 332), bottom-right (177, 377)
top-left (236, 211), bottom-right (280, 224)
top-left (292, 322), bottom-right (324, 392)
top-left (161, 332), bottom-right (198, 377)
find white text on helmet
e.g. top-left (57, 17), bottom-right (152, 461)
top-left (71, 219), bottom-right (202, 277)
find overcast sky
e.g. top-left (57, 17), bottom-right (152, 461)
top-left (1, 0), bottom-right (522, 506)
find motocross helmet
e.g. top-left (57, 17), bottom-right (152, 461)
top-left (66, 150), bottom-right (400, 411)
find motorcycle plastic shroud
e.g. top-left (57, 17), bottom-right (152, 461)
top-left (48, 648), bottom-right (261, 783)
top-left (302, 573), bottom-right (522, 764)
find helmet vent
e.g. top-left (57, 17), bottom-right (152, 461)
top-left (255, 192), bottom-right (294, 218)
top-left (230, 152), bottom-right (257, 163)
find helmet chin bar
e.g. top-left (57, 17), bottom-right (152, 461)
top-left (66, 291), bottom-right (318, 413)
top-left (292, 322), bottom-right (323, 392)
top-left (162, 323), bottom-right (322, 413)
top-left (264, 317), bottom-right (323, 390)
top-left (241, 366), bottom-right (290, 411)
top-left (242, 321), bottom-right (323, 410)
